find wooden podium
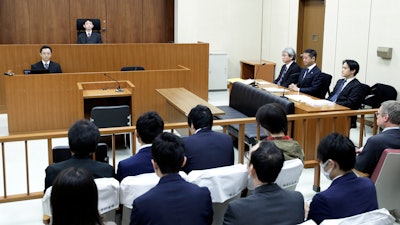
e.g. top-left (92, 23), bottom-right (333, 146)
top-left (77, 80), bottom-right (135, 120)
top-left (240, 60), bottom-right (276, 82)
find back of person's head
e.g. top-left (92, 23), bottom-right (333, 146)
top-left (283, 47), bottom-right (296, 61)
top-left (381, 100), bottom-right (400, 125)
top-left (342, 59), bottom-right (360, 76)
top-left (317, 133), bottom-right (355, 171)
top-left (250, 141), bottom-right (284, 183)
top-left (303, 49), bottom-right (317, 59)
top-left (187, 104), bottom-right (213, 129)
top-left (136, 111), bottom-right (164, 144)
top-left (68, 119), bottom-right (100, 156)
top-left (151, 132), bottom-right (185, 174)
top-left (256, 103), bottom-right (288, 135)
top-left (40, 45), bottom-right (52, 53)
top-left (51, 167), bottom-right (102, 225)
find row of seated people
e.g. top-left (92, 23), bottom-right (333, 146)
top-left (44, 101), bottom-right (400, 224)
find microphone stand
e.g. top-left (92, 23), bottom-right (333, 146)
top-left (103, 73), bottom-right (123, 92)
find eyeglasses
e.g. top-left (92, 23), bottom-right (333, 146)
top-left (375, 112), bottom-right (387, 117)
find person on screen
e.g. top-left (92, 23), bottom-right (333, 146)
top-left (77, 19), bottom-right (103, 44)
top-left (31, 45), bottom-right (62, 73)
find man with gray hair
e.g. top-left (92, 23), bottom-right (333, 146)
top-left (354, 100), bottom-right (400, 177)
top-left (273, 47), bottom-right (301, 87)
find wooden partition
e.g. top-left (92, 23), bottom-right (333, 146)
top-left (0, 43), bottom-right (209, 127)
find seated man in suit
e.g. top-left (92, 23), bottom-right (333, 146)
top-left (44, 120), bottom-right (114, 190)
top-left (77, 19), bottom-right (103, 44)
top-left (31, 45), bottom-right (62, 73)
top-left (327, 59), bottom-right (365, 128)
top-left (288, 49), bottom-right (324, 98)
top-left (252, 103), bottom-right (304, 162)
top-left (130, 132), bottom-right (213, 225)
top-left (307, 133), bottom-right (378, 224)
top-left (182, 105), bottom-right (234, 174)
top-left (117, 111), bottom-right (164, 181)
top-left (354, 100), bottom-right (400, 177)
top-left (223, 141), bottom-right (304, 225)
top-left (274, 47), bottom-right (301, 87)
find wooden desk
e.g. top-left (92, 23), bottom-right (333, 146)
top-left (240, 60), bottom-right (276, 82)
top-left (157, 88), bottom-right (224, 135)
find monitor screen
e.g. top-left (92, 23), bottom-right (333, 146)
top-left (23, 69), bottom-right (50, 74)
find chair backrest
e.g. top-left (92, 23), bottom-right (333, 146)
top-left (187, 164), bottom-right (248, 203)
top-left (42, 177), bottom-right (119, 219)
top-left (365, 83), bottom-right (398, 108)
top-left (318, 208), bottom-right (395, 225)
top-left (90, 105), bottom-right (131, 128)
top-left (316, 73), bottom-right (332, 99)
top-left (370, 149), bottom-right (400, 210)
top-left (76, 18), bottom-right (101, 32)
top-left (121, 66), bottom-right (145, 71)
top-left (51, 143), bottom-right (109, 163)
top-left (247, 159), bottom-right (303, 191)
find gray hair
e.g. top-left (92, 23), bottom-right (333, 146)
top-left (381, 100), bottom-right (400, 125)
top-left (282, 47), bottom-right (296, 61)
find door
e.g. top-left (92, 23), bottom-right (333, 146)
top-left (297, 0), bottom-right (325, 69)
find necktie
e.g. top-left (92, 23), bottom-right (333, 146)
top-left (44, 63), bottom-right (49, 69)
top-left (277, 66), bottom-right (288, 86)
top-left (87, 33), bottom-right (91, 38)
top-left (329, 80), bottom-right (346, 102)
top-left (302, 68), bottom-right (309, 80)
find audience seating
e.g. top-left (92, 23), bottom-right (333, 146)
top-left (319, 208), bottom-right (395, 225)
top-left (216, 82), bottom-right (294, 146)
top-left (187, 164), bottom-right (248, 225)
top-left (370, 149), bottom-right (400, 210)
top-left (42, 177), bottom-right (120, 224)
top-left (247, 158), bottom-right (303, 192)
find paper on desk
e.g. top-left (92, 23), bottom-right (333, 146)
top-left (304, 99), bottom-right (336, 107)
top-left (257, 81), bottom-right (270, 85)
top-left (263, 87), bottom-right (289, 93)
top-left (285, 95), bottom-right (312, 102)
top-left (241, 79), bottom-right (255, 85)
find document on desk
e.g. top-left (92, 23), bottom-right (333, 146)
top-left (263, 87), bottom-right (289, 93)
top-left (304, 99), bottom-right (336, 107)
top-left (285, 95), bottom-right (312, 102)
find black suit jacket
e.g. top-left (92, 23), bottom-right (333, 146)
top-left (77, 32), bottom-right (103, 44)
top-left (296, 65), bottom-right (323, 98)
top-left (31, 61), bottom-right (62, 73)
top-left (274, 62), bottom-right (301, 87)
top-left (328, 78), bottom-right (364, 110)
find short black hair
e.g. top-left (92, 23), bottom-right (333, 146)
top-left (40, 45), bottom-right (52, 53)
top-left (151, 132), bottom-right (185, 174)
top-left (68, 120), bottom-right (100, 156)
top-left (317, 133), bottom-right (355, 171)
top-left (51, 167), bottom-right (102, 225)
top-left (136, 111), bottom-right (164, 144)
top-left (187, 105), bottom-right (213, 129)
top-left (250, 141), bottom-right (284, 183)
top-left (256, 103), bottom-right (288, 135)
top-left (303, 49), bottom-right (317, 59)
top-left (342, 59), bottom-right (360, 76)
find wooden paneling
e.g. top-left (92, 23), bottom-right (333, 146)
top-left (69, 0), bottom-right (107, 43)
top-left (1, 43), bottom-right (209, 133)
top-left (143, 0), bottom-right (174, 43)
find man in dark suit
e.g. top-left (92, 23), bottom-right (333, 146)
top-left (44, 120), bottom-right (114, 190)
top-left (354, 100), bottom-right (400, 177)
top-left (130, 132), bottom-right (213, 225)
top-left (116, 111), bottom-right (164, 181)
top-left (223, 141), bottom-right (304, 225)
top-left (327, 59), bottom-right (365, 127)
top-left (289, 49), bottom-right (324, 98)
top-left (274, 47), bottom-right (301, 87)
top-left (182, 105), bottom-right (234, 174)
top-left (31, 45), bottom-right (62, 73)
top-left (77, 19), bottom-right (103, 44)
top-left (308, 133), bottom-right (378, 224)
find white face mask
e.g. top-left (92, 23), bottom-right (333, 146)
top-left (321, 160), bottom-right (333, 180)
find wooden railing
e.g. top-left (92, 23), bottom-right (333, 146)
top-left (0, 109), bottom-right (378, 203)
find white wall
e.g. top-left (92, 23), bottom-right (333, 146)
top-left (176, 0), bottom-right (400, 99)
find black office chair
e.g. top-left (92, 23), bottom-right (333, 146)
top-left (316, 72), bottom-right (332, 99)
top-left (121, 66), bottom-right (145, 71)
top-left (90, 105), bottom-right (131, 147)
top-left (76, 18), bottom-right (101, 36)
top-left (52, 143), bottom-right (109, 163)
top-left (364, 83), bottom-right (397, 108)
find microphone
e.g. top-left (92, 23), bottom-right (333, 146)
top-left (253, 62), bottom-right (266, 87)
top-left (103, 73), bottom-right (123, 92)
top-left (280, 87), bottom-right (288, 100)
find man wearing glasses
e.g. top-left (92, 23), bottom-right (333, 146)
top-left (354, 100), bottom-right (400, 177)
